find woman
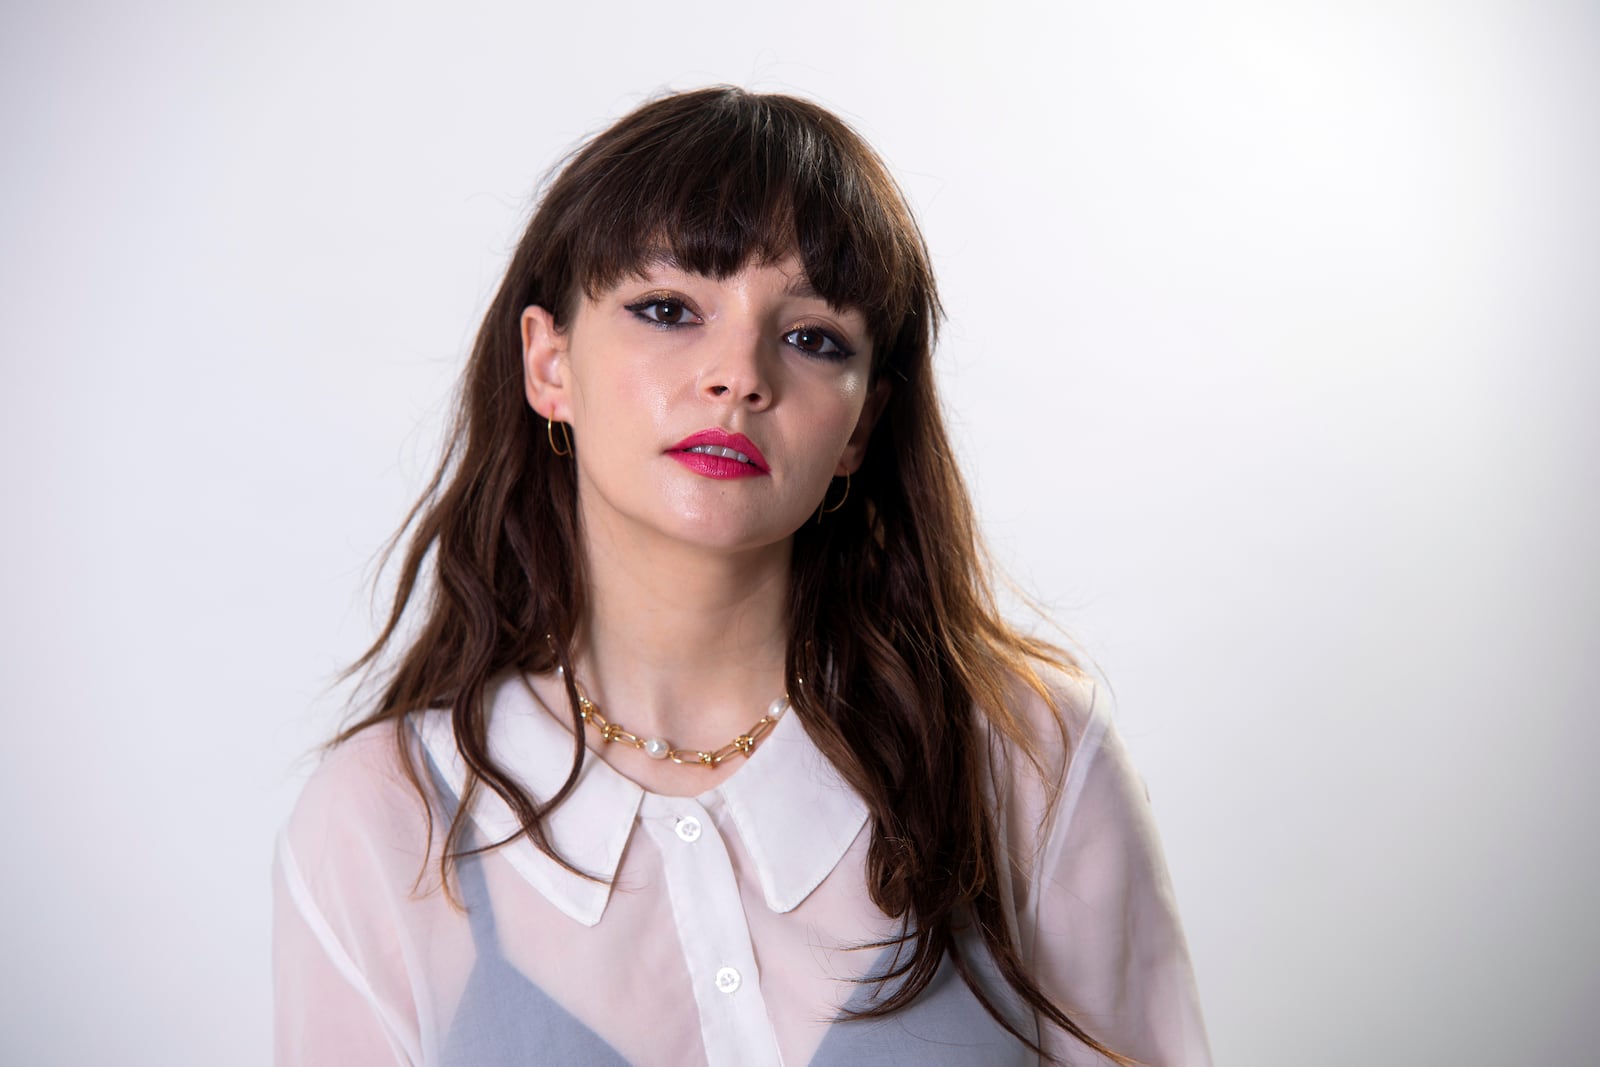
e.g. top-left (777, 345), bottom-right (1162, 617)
top-left (274, 87), bottom-right (1210, 1066)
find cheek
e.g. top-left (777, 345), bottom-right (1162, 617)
top-left (572, 355), bottom-right (673, 431)
top-left (787, 380), bottom-right (870, 483)
top-left (827, 373), bottom-right (870, 437)
top-left (613, 352), bottom-right (680, 424)
top-left (837, 368), bottom-right (868, 403)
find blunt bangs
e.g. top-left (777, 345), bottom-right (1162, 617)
top-left (540, 88), bottom-right (932, 361)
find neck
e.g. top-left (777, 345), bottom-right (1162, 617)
top-left (567, 510), bottom-right (793, 749)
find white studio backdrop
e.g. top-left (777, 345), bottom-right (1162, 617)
top-left (2, 1), bottom-right (1596, 1063)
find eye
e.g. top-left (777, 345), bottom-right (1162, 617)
top-left (784, 326), bottom-right (854, 360)
top-left (626, 297), bottom-right (702, 327)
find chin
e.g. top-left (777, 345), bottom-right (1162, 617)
top-left (664, 511), bottom-right (801, 557)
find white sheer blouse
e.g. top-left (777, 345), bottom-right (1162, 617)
top-left (273, 671), bottom-right (1210, 1065)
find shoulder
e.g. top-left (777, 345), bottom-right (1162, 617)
top-left (993, 667), bottom-right (1213, 1062)
top-left (280, 717), bottom-right (445, 898)
top-left (275, 720), bottom-right (456, 1065)
top-left (987, 660), bottom-right (1114, 794)
top-left (983, 661), bottom-right (1131, 877)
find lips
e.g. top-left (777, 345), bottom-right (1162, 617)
top-left (667, 428), bottom-right (770, 480)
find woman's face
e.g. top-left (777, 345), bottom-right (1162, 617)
top-left (522, 254), bottom-right (884, 561)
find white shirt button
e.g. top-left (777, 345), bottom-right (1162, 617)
top-left (714, 966), bottom-right (742, 994)
top-left (674, 816), bottom-right (702, 843)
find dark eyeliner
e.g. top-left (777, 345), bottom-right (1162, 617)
top-left (624, 293), bottom-right (697, 328)
top-left (788, 324), bottom-right (856, 361)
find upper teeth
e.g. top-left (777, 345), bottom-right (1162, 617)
top-left (687, 445), bottom-right (753, 465)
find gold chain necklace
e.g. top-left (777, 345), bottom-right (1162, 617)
top-left (558, 668), bottom-right (789, 768)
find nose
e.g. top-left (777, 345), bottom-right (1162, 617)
top-left (699, 327), bottom-right (772, 410)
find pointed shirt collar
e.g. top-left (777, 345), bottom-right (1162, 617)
top-left (415, 673), bottom-right (869, 927)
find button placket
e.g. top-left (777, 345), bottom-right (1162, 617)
top-left (638, 795), bottom-right (780, 1067)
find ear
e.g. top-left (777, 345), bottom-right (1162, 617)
top-left (837, 380), bottom-right (891, 475)
top-left (521, 305), bottom-right (571, 421)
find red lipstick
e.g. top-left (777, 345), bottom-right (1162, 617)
top-left (668, 429), bottom-right (769, 479)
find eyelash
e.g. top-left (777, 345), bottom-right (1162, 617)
top-left (782, 326), bottom-right (854, 361)
top-left (624, 296), bottom-right (857, 362)
top-left (625, 296), bottom-right (700, 328)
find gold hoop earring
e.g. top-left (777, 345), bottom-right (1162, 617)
top-left (816, 471), bottom-right (849, 523)
top-left (547, 418), bottom-right (573, 457)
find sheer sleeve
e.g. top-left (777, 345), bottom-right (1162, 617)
top-left (274, 833), bottom-right (411, 1065)
top-left (272, 728), bottom-right (432, 1066)
top-left (1008, 680), bottom-right (1212, 1066)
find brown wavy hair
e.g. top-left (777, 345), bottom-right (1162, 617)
top-left (341, 86), bottom-right (1129, 1065)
